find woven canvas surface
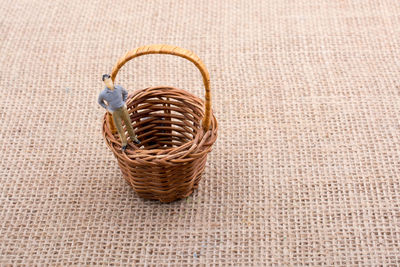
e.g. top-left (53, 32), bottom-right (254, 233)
top-left (1, 0), bottom-right (400, 265)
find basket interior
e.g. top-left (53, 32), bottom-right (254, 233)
top-left (123, 87), bottom-right (205, 151)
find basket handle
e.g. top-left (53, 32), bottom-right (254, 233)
top-left (110, 44), bottom-right (212, 132)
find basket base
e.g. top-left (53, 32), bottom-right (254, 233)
top-left (132, 173), bottom-right (202, 203)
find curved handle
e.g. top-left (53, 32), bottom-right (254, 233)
top-left (110, 44), bottom-right (211, 132)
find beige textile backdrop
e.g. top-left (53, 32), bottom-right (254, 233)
top-left (1, 0), bottom-right (399, 265)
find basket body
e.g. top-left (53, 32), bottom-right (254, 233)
top-left (102, 86), bottom-right (218, 203)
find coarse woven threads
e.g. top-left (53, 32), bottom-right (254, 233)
top-left (2, 0), bottom-right (400, 265)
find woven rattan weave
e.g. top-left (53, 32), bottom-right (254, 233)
top-left (102, 44), bottom-right (218, 203)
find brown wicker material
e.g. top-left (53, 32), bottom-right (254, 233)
top-left (102, 44), bottom-right (218, 203)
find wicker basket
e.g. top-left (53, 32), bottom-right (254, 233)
top-left (102, 44), bottom-right (218, 203)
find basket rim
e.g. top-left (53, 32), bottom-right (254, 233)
top-left (102, 85), bottom-right (218, 162)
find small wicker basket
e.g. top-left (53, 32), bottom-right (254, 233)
top-left (102, 44), bottom-right (218, 203)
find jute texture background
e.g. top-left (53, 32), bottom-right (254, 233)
top-left (1, 0), bottom-right (399, 265)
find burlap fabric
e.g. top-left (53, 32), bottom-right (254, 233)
top-left (1, 0), bottom-right (399, 265)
